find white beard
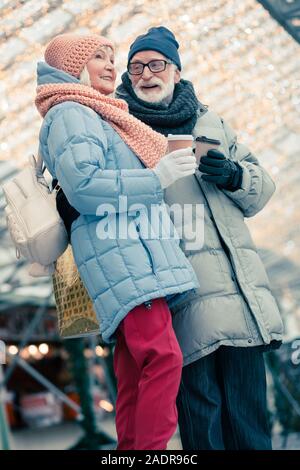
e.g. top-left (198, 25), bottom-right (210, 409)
top-left (133, 69), bottom-right (176, 104)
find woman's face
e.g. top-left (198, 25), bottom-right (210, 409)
top-left (86, 46), bottom-right (116, 94)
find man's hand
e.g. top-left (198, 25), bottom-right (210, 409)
top-left (199, 149), bottom-right (243, 191)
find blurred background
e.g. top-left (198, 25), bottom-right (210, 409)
top-left (0, 0), bottom-right (299, 450)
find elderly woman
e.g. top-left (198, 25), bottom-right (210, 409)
top-left (35, 33), bottom-right (198, 450)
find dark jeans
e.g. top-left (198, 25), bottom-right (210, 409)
top-left (177, 346), bottom-right (272, 450)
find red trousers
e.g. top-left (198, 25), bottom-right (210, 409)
top-left (113, 297), bottom-right (183, 450)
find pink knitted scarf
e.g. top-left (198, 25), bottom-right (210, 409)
top-left (35, 83), bottom-right (168, 168)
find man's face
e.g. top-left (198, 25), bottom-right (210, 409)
top-left (129, 50), bottom-right (180, 104)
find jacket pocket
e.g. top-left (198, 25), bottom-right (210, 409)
top-left (138, 235), bottom-right (156, 275)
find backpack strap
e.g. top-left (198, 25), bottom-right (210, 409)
top-left (36, 152), bottom-right (46, 174)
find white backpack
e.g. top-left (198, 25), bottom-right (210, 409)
top-left (2, 154), bottom-right (68, 276)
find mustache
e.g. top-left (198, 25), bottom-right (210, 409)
top-left (135, 77), bottom-right (164, 89)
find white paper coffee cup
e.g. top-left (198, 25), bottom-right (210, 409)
top-left (167, 134), bottom-right (194, 153)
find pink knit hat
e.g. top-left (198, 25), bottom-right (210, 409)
top-left (44, 33), bottom-right (114, 78)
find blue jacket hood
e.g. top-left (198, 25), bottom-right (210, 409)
top-left (36, 61), bottom-right (80, 86)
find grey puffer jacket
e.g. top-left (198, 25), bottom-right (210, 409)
top-left (165, 108), bottom-right (284, 366)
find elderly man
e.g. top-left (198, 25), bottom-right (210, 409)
top-left (116, 26), bottom-right (284, 450)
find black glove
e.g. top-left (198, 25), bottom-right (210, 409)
top-left (199, 149), bottom-right (243, 191)
top-left (52, 179), bottom-right (80, 240)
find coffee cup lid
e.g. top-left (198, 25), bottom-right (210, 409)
top-left (196, 136), bottom-right (221, 145)
top-left (167, 134), bottom-right (194, 141)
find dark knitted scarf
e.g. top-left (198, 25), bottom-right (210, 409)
top-left (116, 72), bottom-right (204, 136)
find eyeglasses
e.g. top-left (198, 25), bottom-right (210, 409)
top-left (127, 59), bottom-right (172, 75)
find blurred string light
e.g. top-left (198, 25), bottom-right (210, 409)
top-left (8, 345), bottom-right (18, 355)
top-left (38, 343), bottom-right (49, 355)
top-left (28, 344), bottom-right (38, 356)
top-left (95, 345), bottom-right (110, 357)
top-left (0, 0), bottom-right (299, 166)
top-left (84, 345), bottom-right (110, 358)
top-left (98, 399), bottom-right (114, 412)
top-left (84, 348), bottom-right (93, 359)
top-left (20, 348), bottom-right (30, 360)
top-left (11, 343), bottom-right (50, 360)
top-left (0, 0), bottom-right (299, 316)
top-left (95, 345), bottom-right (105, 357)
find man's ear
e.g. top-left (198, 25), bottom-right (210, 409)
top-left (174, 68), bottom-right (181, 84)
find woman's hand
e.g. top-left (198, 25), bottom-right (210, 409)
top-left (153, 148), bottom-right (197, 189)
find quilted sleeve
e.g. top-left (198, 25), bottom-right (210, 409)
top-left (220, 117), bottom-right (276, 218)
top-left (46, 104), bottom-right (164, 215)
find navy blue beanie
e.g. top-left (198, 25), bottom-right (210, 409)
top-left (128, 26), bottom-right (181, 71)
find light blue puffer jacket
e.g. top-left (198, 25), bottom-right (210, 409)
top-left (37, 63), bottom-right (199, 343)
